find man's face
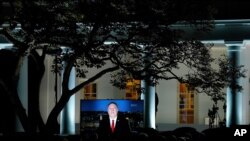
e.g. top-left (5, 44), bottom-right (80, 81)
top-left (108, 103), bottom-right (118, 119)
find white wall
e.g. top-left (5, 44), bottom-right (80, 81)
top-left (240, 41), bottom-right (250, 124)
top-left (197, 45), bottom-right (227, 124)
top-left (40, 55), bottom-right (58, 123)
top-left (156, 79), bottom-right (178, 124)
top-left (39, 42), bottom-right (250, 130)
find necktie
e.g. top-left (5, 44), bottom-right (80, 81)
top-left (111, 120), bottom-right (115, 133)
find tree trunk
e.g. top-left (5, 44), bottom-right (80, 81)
top-left (28, 49), bottom-right (46, 133)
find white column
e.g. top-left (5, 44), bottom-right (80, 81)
top-left (141, 78), bottom-right (156, 129)
top-left (16, 55), bottom-right (28, 132)
top-left (140, 46), bottom-right (156, 129)
top-left (226, 43), bottom-right (244, 126)
top-left (60, 63), bottom-right (76, 135)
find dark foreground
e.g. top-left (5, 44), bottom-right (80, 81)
top-left (1, 125), bottom-right (249, 141)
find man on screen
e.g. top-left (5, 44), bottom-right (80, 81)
top-left (97, 102), bottom-right (131, 141)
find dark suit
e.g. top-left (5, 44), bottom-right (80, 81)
top-left (97, 114), bottom-right (131, 141)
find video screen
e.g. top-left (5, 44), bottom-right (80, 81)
top-left (80, 99), bottom-right (144, 133)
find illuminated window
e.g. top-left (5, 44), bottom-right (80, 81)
top-left (125, 79), bottom-right (141, 100)
top-left (83, 83), bottom-right (97, 99)
top-left (178, 83), bottom-right (195, 124)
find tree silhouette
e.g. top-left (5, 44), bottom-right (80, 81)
top-left (0, 0), bottom-right (245, 135)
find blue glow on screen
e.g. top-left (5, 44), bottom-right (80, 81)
top-left (81, 99), bottom-right (144, 112)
